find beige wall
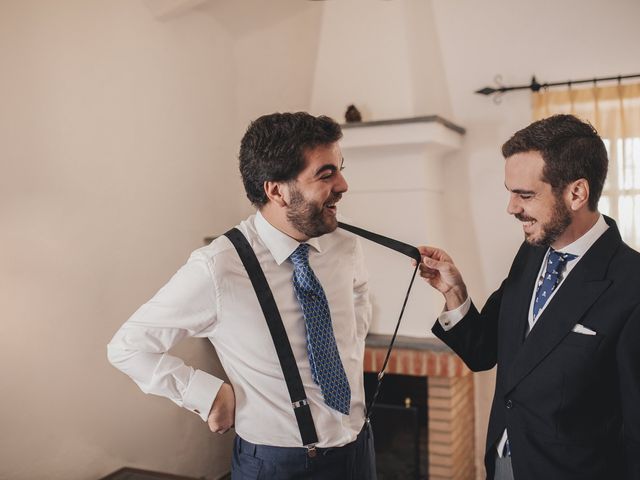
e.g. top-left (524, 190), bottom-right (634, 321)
top-left (0, 0), bottom-right (240, 478)
top-left (0, 1), bottom-right (331, 478)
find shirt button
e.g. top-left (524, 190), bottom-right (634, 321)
top-left (505, 399), bottom-right (513, 409)
top-left (444, 320), bottom-right (450, 326)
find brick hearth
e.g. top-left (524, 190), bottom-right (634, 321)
top-left (364, 335), bottom-right (476, 480)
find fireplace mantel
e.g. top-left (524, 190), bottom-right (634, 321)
top-left (340, 116), bottom-right (464, 158)
top-left (341, 115), bottom-right (465, 135)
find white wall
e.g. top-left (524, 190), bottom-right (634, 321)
top-left (311, 0), bottom-right (414, 120)
top-left (310, 0), bottom-right (452, 121)
top-left (0, 1), bottom-right (241, 478)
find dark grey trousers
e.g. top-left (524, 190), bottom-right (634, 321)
top-left (494, 454), bottom-right (515, 480)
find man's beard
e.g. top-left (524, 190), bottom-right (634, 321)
top-left (517, 196), bottom-right (572, 247)
top-left (286, 185), bottom-right (340, 239)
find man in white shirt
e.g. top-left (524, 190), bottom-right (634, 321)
top-left (417, 115), bottom-right (640, 480)
top-left (108, 112), bottom-right (375, 479)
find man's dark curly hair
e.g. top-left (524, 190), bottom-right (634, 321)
top-left (239, 112), bottom-right (343, 207)
top-left (502, 114), bottom-right (608, 211)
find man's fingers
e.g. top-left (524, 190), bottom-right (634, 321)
top-left (209, 421), bottom-right (234, 434)
top-left (419, 263), bottom-right (437, 275)
top-left (422, 256), bottom-right (442, 270)
top-left (418, 245), bottom-right (452, 264)
top-left (417, 245), bottom-right (438, 256)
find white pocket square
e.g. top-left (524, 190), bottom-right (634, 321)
top-left (572, 324), bottom-right (597, 335)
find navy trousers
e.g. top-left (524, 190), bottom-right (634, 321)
top-left (231, 423), bottom-right (377, 480)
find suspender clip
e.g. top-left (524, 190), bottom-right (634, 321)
top-left (306, 444), bottom-right (317, 458)
top-left (292, 399), bottom-right (309, 409)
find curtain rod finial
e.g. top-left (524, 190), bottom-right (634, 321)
top-left (476, 87), bottom-right (497, 95)
top-left (530, 76), bottom-right (542, 92)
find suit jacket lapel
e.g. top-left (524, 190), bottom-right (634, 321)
top-left (503, 218), bottom-right (620, 395)
top-left (499, 246), bottom-right (544, 369)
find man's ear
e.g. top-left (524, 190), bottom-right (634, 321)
top-left (264, 180), bottom-right (288, 207)
top-left (567, 178), bottom-right (590, 211)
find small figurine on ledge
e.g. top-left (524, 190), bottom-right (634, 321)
top-left (344, 104), bottom-right (362, 123)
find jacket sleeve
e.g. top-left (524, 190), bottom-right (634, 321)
top-left (431, 279), bottom-right (506, 372)
top-left (617, 302), bottom-right (640, 479)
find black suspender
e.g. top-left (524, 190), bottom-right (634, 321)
top-left (338, 221), bottom-right (421, 263)
top-left (337, 222), bottom-right (421, 420)
top-left (223, 228), bottom-right (319, 451)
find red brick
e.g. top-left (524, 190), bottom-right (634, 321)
top-left (387, 352), bottom-right (398, 373)
top-left (427, 351), bottom-right (437, 376)
top-left (363, 349), bottom-right (373, 372)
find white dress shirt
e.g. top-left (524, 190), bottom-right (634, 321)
top-left (108, 211), bottom-right (372, 448)
top-left (436, 214), bottom-right (609, 456)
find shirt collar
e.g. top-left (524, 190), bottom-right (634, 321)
top-left (254, 210), bottom-right (322, 265)
top-left (554, 214), bottom-right (608, 257)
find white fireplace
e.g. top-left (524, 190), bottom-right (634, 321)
top-left (338, 116), bottom-right (465, 337)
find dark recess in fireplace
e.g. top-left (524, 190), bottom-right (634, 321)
top-left (364, 372), bottom-right (428, 480)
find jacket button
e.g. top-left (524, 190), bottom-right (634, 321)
top-left (505, 399), bottom-right (513, 409)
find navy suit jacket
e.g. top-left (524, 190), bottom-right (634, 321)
top-left (433, 217), bottom-right (640, 480)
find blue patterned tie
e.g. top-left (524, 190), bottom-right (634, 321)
top-left (533, 249), bottom-right (578, 319)
top-left (290, 244), bottom-right (351, 415)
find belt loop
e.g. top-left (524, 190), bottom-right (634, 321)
top-left (239, 436), bottom-right (259, 457)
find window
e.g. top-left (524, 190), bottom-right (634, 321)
top-left (600, 137), bottom-right (640, 248)
top-left (533, 83), bottom-right (640, 250)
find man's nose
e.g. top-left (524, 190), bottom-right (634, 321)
top-left (335, 170), bottom-right (348, 194)
top-left (506, 194), bottom-right (521, 215)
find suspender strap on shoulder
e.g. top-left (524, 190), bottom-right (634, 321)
top-left (223, 227), bottom-right (319, 448)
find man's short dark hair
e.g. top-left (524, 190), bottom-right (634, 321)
top-left (502, 114), bottom-right (608, 211)
top-left (239, 112), bottom-right (343, 207)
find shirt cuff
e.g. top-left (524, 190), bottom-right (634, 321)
top-left (437, 296), bottom-right (471, 331)
top-left (183, 370), bottom-right (224, 422)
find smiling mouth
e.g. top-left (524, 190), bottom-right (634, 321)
top-left (521, 220), bottom-right (536, 231)
top-left (324, 203), bottom-right (337, 214)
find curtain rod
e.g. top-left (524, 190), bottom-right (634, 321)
top-left (476, 73), bottom-right (640, 97)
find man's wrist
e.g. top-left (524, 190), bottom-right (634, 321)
top-left (444, 285), bottom-right (468, 311)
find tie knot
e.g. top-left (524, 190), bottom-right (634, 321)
top-left (290, 243), bottom-right (310, 269)
top-left (547, 249), bottom-right (578, 273)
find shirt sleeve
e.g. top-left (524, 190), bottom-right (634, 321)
top-left (353, 238), bottom-right (373, 336)
top-left (437, 296), bottom-right (471, 331)
top-left (107, 251), bottom-right (222, 422)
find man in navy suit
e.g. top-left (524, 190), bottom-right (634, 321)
top-left (418, 115), bottom-right (640, 479)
